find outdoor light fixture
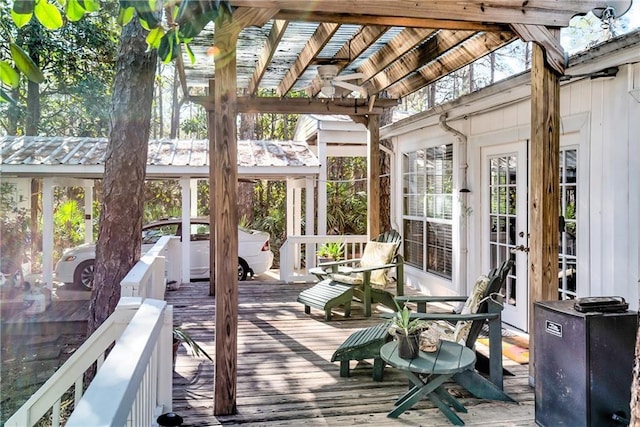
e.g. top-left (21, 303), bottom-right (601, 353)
top-left (320, 84), bottom-right (335, 98)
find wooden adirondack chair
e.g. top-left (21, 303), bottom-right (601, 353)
top-left (307, 230), bottom-right (404, 317)
top-left (394, 258), bottom-right (515, 401)
top-left (332, 259), bottom-right (515, 403)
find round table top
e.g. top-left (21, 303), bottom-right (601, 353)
top-left (380, 339), bottom-right (476, 375)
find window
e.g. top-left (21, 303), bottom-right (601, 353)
top-left (402, 144), bottom-right (453, 278)
top-left (558, 149), bottom-right (577, 299)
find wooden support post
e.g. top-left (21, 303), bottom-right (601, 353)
top-left (529, 42), bottom-right (560, 379)
top-left (367, 114), bottom-right (380, 239)
top-left (213, 16), bottom-right (239, 416)
top-left (207, 79), bottom-right (216, 297)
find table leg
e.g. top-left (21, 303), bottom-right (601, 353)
top-left (388, 373), bottom-right (450, 419)
top-left (427, 390), bottom-right (465, 426)
top-left (434, 387), bottom-right (467, 413)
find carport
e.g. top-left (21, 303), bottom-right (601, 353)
top-left (0, 135), bottom-right (320, 287)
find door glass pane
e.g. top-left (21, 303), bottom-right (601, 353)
top-left (558, 149), bottom-right (578, 299)
top-left (488, 154), bottom-right (518, 307)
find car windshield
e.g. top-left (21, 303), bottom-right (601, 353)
top-left (142, 224), bottom-right (179, 244)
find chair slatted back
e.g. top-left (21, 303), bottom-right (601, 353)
top-left (370, 229), bottom-right (402, 261)
top-left (464, 258), bottom-right (514, 349)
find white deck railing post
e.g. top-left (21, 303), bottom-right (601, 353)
top-left (156, 304), bottom-right (173, 415)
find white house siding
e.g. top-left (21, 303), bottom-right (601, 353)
top-left (386, 34), bottom-right (640, 319)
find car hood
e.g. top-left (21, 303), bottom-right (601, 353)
top-left (61, 242), bottom-right (96, 256)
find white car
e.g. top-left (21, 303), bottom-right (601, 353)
top-left (55, 218), bottom-right (274, 290)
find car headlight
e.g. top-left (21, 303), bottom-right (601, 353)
top-left (62, 255), bottom-right (77, 262)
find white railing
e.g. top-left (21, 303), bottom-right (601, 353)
top-left (4, 298), bottom-right (172, 427)
top-left (121, 235), bottom-right (181, 299)
top-left (279, 234), bottom-right (368, 282)
top-left (5, 237), bottom-right (176, 427)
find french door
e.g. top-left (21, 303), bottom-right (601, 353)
top-left (482, 142), bottom-right (529, 331)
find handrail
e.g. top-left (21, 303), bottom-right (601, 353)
top-left (279, 234), bottom-right (368, 282)
top-left (121, 235), bottom-right (181, 299)
top-left (66, 299), bottom-right (172, 427)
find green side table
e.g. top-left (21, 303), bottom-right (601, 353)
top-left (380, 340), bottom-right (476, 425)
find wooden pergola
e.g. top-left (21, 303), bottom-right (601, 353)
top-left (178, 1), bottom-right (633, 414)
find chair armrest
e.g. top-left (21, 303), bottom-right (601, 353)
top-left (396, 295), bottom-right (468, 303)
top-left (349, 262), bottom-right (398, 274)
top-left (395, 295), bottom-right (468, 313)
top-left (318, 258), bottom-right (361, 268)
top-left (380, 311), bottom-right (500, 322)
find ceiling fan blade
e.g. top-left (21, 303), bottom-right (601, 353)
top-left (333, 80), bottom-right (367, 97)
top-left (334, 72), bottom-right (365, 81)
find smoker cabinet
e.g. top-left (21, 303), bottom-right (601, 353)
top-left (534, 300), bottom-right (637, 426)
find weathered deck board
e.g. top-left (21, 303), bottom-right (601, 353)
top-left (168, 280), bottom-right (535, 426)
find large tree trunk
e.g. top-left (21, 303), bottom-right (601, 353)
top-left (87, 20), bottom-right (157, 335)
top-left (379, 104), bottom-right (393, 232)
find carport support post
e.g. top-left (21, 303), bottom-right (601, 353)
top-left (529, 42), bottom-right (560, 382)
top-left (42, 178), bottom-right (54, 289)
top-left (180, 177), bottom-right (191, 284)
top-left (367, 114), bottom-right (380, 239)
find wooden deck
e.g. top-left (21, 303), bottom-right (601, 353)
top-left (167, 279), bottom-right (535, 426)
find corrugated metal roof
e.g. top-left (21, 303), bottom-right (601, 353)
top-left (0, 136), bottom-right (319, 178)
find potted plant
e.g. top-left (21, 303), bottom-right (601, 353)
top-left (316, 241), bottom-right (345, 264)
top-left (390, 302), bottom-right (429, 359)
top-left (173, 327), bottom-right (213, 363)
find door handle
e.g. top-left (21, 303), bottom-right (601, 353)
top-left (513, 245), bottom-right (529, 253)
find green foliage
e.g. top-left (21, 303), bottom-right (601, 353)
top-left (316, 241), bottom-right (345, 260)
top-left (392, 301), bottom-right (429, 335)
top-left (173, 327), bottom-right (213, 362)
top-left (143, 180), bottom-right (182, 223)
top-left (0, 3), bottom-right (118, 135)
top-left (53, 199), bottom-right (85, 253)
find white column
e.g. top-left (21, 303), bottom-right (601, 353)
top-left (180, 178), bottom-right (191, 284)
top-left (305, 176), bottom-right (315, 269)
top-left (83, 180), bottom-right (94, 244)
top-left (317, 133), bottom-right (328, 235)
top-left (190, 179), bottom-right (198, 217)
top-left (286, 178), bottom-right (294, 236)
top-left (42, 178), bottom-right (54, 289)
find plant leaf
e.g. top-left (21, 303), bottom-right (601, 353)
top-left (0, 88), bottom-right (19, 105)
top-left (9, 43), bottom-right (44, 84)
top-left (185, 43), bottom-right (196, 65)
top-left (66, 0), bottom-right (86, 22)
top-left (0, 61), bottom-right (20, 89)
top-left (79, 0), bottom-right (100, 12)
top-left (11, 9), bottom-right (33, 28)
top-left (13, 0), bottom-right (35, 14)
top-left (117, 6), bottom-right (135, 26)
top-left (35, 0), bottom-right (63, 30)
top-left (146, 26), bottom-right (164, 49)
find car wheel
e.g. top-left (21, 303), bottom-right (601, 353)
top-left (238, 258), bottom-right (249, 281)
top-left (74, 260), bottom-right (95, 290)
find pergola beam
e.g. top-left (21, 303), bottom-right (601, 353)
top-left (190, 95), bottom-right (400, 114)
top-left (229, 1), bottom-right (631, 27)
top-left (248, 19), bottom-right (289, 95)
top-left (273, 9), bottom-right (510, 31)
